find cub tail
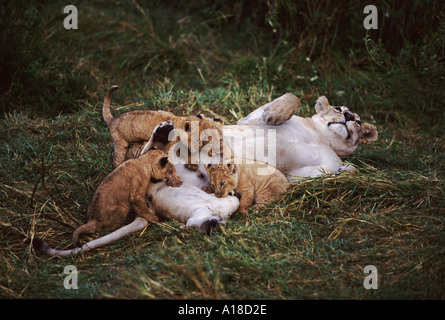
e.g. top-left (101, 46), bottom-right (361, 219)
top-left (72, 220), bottom-right (97, 247)
top-left (103, 85), bottom-right (119, 127)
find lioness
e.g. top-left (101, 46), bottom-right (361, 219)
top-left (103, 85), bottom-right (223, 167)
top-left (33, 149), bottom-right (182, 257)
top-left (223, 94), bottom-right (378, 179)
top-left (203, 158), bottom-right (290, 213)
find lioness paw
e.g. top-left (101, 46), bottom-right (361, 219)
top-left (262, 93), bottom-right (301, 125)
top-left (204, 217), bottom-right (225, 235)
top-left (338, 164), bottom-right (357, 173)
top-left (153, 120), bottom-right (175, 146)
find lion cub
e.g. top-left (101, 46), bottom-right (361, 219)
top-left (103, 85), bottom-right (223, 167)
top-left (203, 158), bottom-right (289, 214)
top-left (72, 149), bottom-right (182, 246)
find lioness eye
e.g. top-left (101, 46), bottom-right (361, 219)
top-left (334, 107), bottom-right (342, 112)
top-left (210, 183), bottom-right (214, 189)
top-left (220, 181), bottom-right (225, 187)
top-left (355, 120), bottom-right (362, 126)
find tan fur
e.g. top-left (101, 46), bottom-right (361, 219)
top-left (103, 85), bottom-right (223, 167)
top-left (359, 122), bottom-right (378, 144)
top-left (203, 158), bottom-right (289, 214)
top-left (72, 149), bottom-right (182, 246)
top-left (124, 141), bottom-right (147, 161)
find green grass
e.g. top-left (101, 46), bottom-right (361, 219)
top-left (0, 0), bottom-right (444, 299)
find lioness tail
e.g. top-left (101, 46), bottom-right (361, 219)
top-left (31, 217), bottom-right (148, 257)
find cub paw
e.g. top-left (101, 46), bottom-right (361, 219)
top-left (201, 185), bottom-right (213, 193)
top-left (228, 190), bottom-right (241, 199)
top-left (167, 179), bottom-right (183, 188)
top-left (184, 163), bottom-right (199, 171)
top-left (148, 215), bottom-right (160, 223)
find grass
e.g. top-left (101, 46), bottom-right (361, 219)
top-left (1, 1), bottom-right (444, 299)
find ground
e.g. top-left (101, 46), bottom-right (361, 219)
top-left (0, 1), bottom-right (444, 299)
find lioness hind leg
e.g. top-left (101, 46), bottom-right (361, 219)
top-left (261, 93), bottom-right (301, 125)
top-left (204, 217), bottom-right (225, 235)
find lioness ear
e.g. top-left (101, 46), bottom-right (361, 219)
top-left (315, 96), bottom-right (330, 113)
top-left (213, 117), bottom-right (222, 123)
top-left (360, 123), bottom-right (378, 144)
top-left (159, 156), bottom-right (169, 168)
top-left (196, 113), bottom-right (204, 119)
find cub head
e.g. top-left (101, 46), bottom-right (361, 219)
top-left (205, 160), bottom-right (238, 198)
top-left (150, 150), bottom-right (183, 188)
top-left (182, 114), bottom-right (224, 153)
top-left (311, 96), bottom-right (378, 157)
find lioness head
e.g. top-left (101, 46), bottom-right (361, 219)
top-left (149, 150), bottom-right (183, 187)
top-left (205, 161), bottom-right (238, 198)
top-left (312, 96), bottom-right (378, 157)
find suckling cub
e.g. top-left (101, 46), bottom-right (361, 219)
top-left (203, 158), bottom-right (289, 213)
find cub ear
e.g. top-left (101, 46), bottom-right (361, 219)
top-left (213, 117), bottom-right (223, 128)
top-left (227, 160), bottom-right (237, 174)
top-left (360, 123), bottom-right (378, 144)
top-left (315, 96), bottom-right (330, 113)
top-left (183, 120), bottom-right (191, 132)
top-left (159, 156), bottom-right (169, 168)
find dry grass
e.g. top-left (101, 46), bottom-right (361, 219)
top-left (1, 0), bottom-right (444, 300)
top-left (1, 105), bottom-right (443, 299)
